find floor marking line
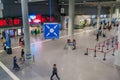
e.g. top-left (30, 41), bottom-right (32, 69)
top-left (0, 61), bottom-right (20, 80)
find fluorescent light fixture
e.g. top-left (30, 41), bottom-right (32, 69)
top-left (15, 0), bottom-right (46, 3)
top-left (28, 0), bottom-right (46, 2)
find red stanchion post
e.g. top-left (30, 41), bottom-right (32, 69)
top-left (94, 50), bottom-right (96, 57)
top-left (94, 46), bottom-right (97, 57)
top-left (101, 44), bottom-right (104, 52)
top-left (115, 36), bottom-right (118, 44)
top-left (98, 43), bottom-right (100, 50)
top-left (103, 52), bottom-right (106, 61)
top-left (103, 41), bottom-right (105, 47)
top-left (84, 48), bottom-right (88, 55)
top-left (111, 37), bottom-right (114, 47)
top-left (112, 48), bottom-right (115, 56)
top-left (106, 39), bottom-right (109, 50)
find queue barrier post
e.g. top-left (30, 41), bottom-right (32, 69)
top-left (98, 43), bottom-right (100, 50)
top-left (112, 48), bottom-right (115, 56)
top-left (101, 44), bottom-right (104, 52)
top-left (103, 41), bottom-right (105, 47)
top-left (106, 39), bottom-right (109, 50)
top-left (103, 52), bottom-right (106, 61)
top-left (111, 37), bottom-right (114, 47)
top-left (84, 48), bottom-right (88, 55)
top-left (94, 50), bottom-right (97, 57)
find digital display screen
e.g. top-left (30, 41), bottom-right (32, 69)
top-left (28, 14), bottom-right (56, 25)
top-left (0, 18), bottom-right (22, 27)
top-left (9, 29), bottom-right (15, 36)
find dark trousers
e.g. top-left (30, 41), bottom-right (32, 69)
top-left (13, 63), bottom-right (20, 70)
top-left (50, 73), bottom-right (60, 80)
top-left (96, 34), bottom-right (99, 41)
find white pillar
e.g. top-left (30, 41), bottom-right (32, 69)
top-left (115, 26), bottom-right (120, 67)
top-left (115, 0), bottom-right (120, 67)
top-left (21, 0), bottom-right (31, 62)
top-left (0, 10), bottom-right (3, 18)
top-left (115, 8), bottom-right (119, 21)
top-left (97, 5), bottom-right (101, 29)
top-left (109, 6), bottom-right (113, 25)
top-left (68, 0), bottom-right (74, 41)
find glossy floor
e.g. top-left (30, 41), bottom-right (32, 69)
top-left (0, 27), bottom-right (120, 80)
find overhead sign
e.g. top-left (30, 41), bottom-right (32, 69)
top-left (43, 23), bottom-right (59, 39)
top-left (0, 18), bottom-right (22, 27)
top-left (28, 14), bottom-right (56, 25)
top-left (6, 33), bottom-right (11, 48)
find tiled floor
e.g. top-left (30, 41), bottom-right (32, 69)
top-left (0, 26), bottom-right (120, 80)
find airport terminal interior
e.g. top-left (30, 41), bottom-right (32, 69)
top-left (0, 0), bottom-right (120, 80)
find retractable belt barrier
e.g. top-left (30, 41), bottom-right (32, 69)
top-left (85, 35), bottom-right (117, 61)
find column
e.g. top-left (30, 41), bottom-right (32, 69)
top-left (21, 0), bottom-right (31, 61)
top-left (115, 4), bottom-right (120, 68)
top-left (61, 2), bottom-right (65, 29)
top-left (49, 0), bottom-right (52, 22)
top-left (115, 7), bottom-right (119, 21)
top-left (115, 25), bottom-right (120, 68)
top-left (97, 4), bottom-right (101, 29)
top-left (68, 0), bottom-right (74, 41)
top-left (109, 6), bottom-right (113, 25)
top-left (0, 1), bottom-right (3, 18)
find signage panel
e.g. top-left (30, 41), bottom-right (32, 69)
top-left (43, 23), bottom-right (59, 39)
top-left (0, 18), bottom-right (22, 27)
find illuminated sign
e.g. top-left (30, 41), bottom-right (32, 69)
top-left (0, 18), bottom-right (22, 27)
top-left (28, 14), bottom-right (56, 25)
top-left (28, 14), bottom-right (42, 24)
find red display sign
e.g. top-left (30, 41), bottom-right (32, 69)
top-left (0, 18), bottom-right (22, 27)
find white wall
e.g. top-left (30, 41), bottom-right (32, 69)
top-left (0, 0), bottom-right (3, 18)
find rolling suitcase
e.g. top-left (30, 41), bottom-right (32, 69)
top-left (7, 48), bottom-right (12, 54)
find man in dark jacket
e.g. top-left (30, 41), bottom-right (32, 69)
top-left (50, 64), bottom-right (60, 80)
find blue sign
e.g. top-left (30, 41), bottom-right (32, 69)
top-left (43, 23), bottom-right (59, 39)
top-left (6, 33), bottom-right (11, 48)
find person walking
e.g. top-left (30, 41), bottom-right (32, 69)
top-left (73, 39), bottom-right (76, 50)
top-left (13, 56), bottom-right (20, 71)
top-left (50, 64), bottom-right (60, 80)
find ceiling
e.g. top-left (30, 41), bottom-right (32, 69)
top-left (26, 0), bottom-right (120, 7)
top-left (59, 0), bottom-right (116, 3)
top-left (58, 0), bottom-right (120, 7)
top-left (28, 0), bottom-right (46, 2)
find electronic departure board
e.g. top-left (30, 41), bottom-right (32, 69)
top-left (0, 18), bottom-right (22, 27)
